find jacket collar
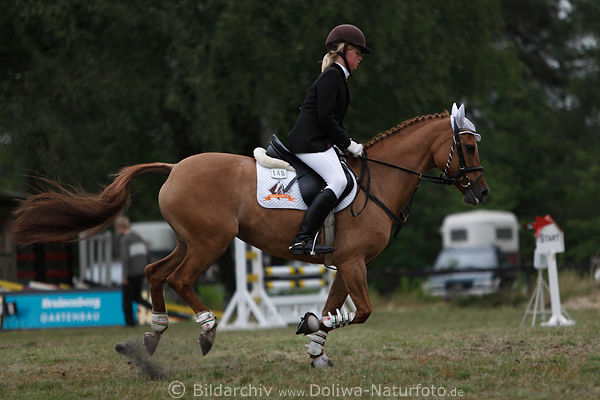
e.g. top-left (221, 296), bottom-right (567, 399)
top-left (334, 62), bottom-right (350, 80)
top-left (330, 62), bottom-right (349, 80)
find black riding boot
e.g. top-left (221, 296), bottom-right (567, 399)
top-left (290, 188), bottom-right (338, 255)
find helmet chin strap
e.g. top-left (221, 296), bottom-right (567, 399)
top-left (335, 42), bottom-right (352, 78)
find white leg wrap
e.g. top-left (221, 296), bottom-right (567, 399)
top-left (306, 330), bottom-right (328, 356)
top-left (195, 311), bottom-right (216, 332)
top-left (322, 309), bottom-right (354, 329)
top-left (151, 311), bottom-right (169, 333)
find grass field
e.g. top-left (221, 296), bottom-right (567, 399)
top-left (2, 277), bottom-right (600, 399)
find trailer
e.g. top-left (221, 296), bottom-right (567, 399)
top-left (424, 210), bottom-right (520, 298)
top-left (440, 210), bottom-right (519, 265)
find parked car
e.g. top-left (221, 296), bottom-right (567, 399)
top-left (422, 246), bottom-right (513, 298)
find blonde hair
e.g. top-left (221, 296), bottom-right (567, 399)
top-left (321, 42), bottom-right (355, 72)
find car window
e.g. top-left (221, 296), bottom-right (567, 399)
top-left (434, 248), bottom-right (498, 270)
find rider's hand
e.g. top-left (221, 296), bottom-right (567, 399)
top-left (347, 140), bottom-right (363, 157)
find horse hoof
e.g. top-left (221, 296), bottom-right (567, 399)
top-left (143, 332), bottom-right (161, 356)
top-left (310, 353), bottom-right (333, 368)
top-left (198, 323), bottom-right (217, 356)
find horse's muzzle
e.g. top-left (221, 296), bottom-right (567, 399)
top-left (463, 184), bottom-right (489, 206)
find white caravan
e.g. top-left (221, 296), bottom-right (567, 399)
top-left (440, 210), bottom-right (519, 265)
top-left (424, 210), bottom-right (520, 297)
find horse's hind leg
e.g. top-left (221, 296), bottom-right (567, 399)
top-left (142, 240), bottom-right (186, 355)
top-left (146, 239), bottom-right (187, 313)
top-left (165, 239), bottom-right (232, 355)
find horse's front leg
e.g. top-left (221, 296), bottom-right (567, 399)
top-left (298, 259), bottom-right (371, 368)
top-left (299, 272), bottom-right (347, 367)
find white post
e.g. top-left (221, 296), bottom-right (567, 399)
top-left (103, 231), bottom-right (112, 286)
top-left (529, 215), bottom-right (574, 327)
top-left (541, 250), bottom-right (574, 327)
top-left (78, 235), bottom-right (87, 283)
top-left (234, 237), bottom-right (247, 325)
top-left (92, 239), bottom-right (98, 283)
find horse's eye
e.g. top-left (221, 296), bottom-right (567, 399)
top-left (465, 145), bottom-right (476, 154)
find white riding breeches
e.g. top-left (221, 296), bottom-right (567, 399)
top-left (296, 147), bottom-right (347, 199)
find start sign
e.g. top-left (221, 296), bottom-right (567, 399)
top-left (523, 214), bottom-right (574, 326)
top-left (530, 215), bottom-right (565, 254)
top-left (531, 215), bottom-right (564, 269)
top-left (536, 223), bottom-right (564, 253)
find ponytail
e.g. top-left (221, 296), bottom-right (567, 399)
top-left (321, 42), bottom-right (346, 72)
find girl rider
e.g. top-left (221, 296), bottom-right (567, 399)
top-left (288, 24), bottom-right (369, 255)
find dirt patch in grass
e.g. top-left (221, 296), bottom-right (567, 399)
top-left (563, 290), bottom-right (600, 310)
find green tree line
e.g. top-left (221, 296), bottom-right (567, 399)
top-left (2, 0), bottom-right (599, 273)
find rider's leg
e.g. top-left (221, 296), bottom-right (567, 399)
top-left (290, 148), bottom-right (347, 255)
top-left (290, 188), bottom-right (337, 255)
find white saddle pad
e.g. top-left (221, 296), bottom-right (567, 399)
top-left (255, 162), bottom-right (357, 211)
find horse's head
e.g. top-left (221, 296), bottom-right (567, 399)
top-left (435, 103), bottom-right (489, 206)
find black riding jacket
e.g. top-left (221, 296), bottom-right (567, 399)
top-left (287, 63), bottom-right (352, 153)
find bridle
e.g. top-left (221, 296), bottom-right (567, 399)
top-left (443, 118), bottom-right (485, 189)
top-left (350, 120), bottom-right (485, 240)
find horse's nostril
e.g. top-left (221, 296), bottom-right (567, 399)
top-left (481, 189), bottom-right (489, 199)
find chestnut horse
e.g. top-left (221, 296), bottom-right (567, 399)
top-left (12, 104), bottom-right (488, 366)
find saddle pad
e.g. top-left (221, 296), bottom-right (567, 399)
top-left (256, 162), bottom-right (357, 212)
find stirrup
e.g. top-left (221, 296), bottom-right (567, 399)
top-left (289, 240), bottom-right (335, 255)
top-left (289, 232), bottom-right (335, 256)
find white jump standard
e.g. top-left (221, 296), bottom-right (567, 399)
top-left (219, 238), bottom-right (355, 330)
top-left (218, 239), bottom-right (286, 330)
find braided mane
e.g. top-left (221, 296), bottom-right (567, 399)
top-left (364, 111), bottom-right (449, 148)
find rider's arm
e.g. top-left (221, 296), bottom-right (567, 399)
top-left (314, 69), bottom-right (351, 149)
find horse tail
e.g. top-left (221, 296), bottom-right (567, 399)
top-left (12, 162), bottom-right (174, 245)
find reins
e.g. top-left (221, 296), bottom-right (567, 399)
top-left (350, 149), bottom-right (422, 242)
top-left (356, 154), bottom-right (458, 185)
top-left (350, 123), bottom-right (485, 245)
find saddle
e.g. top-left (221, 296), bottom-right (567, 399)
top-left (265, 135), bottom-right (354, 207)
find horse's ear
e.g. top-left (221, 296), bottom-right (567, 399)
top-left (458, 104), bottom-right (466, 123)
top-left (452, 103), bottom-right (458, 115)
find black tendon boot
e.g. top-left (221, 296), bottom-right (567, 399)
top-left (290, 188), bottom-right (338, 255)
